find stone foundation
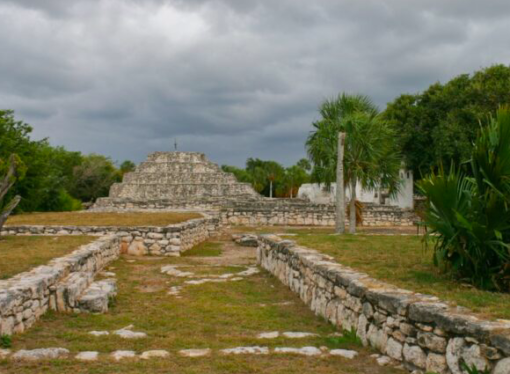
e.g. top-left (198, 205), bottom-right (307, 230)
top-left (257, 235), bottom-right (510, 374)
top-left (3, 217), bottom-right (221, 256)
top-left (0, 236), bottom-right (119, 336)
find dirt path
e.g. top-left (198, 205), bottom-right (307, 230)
top-left (1, 238), bottom-right (401, 374)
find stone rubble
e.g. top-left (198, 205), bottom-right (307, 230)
top-left (0, 349), bottom-right (11, 359)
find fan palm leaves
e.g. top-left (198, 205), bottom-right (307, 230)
top-left (306, 93), bottom-right (402, 233)
top-left (418, 107), bottom-right (510, 291)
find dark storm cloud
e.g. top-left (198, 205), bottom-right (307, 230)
top-left (1, 0), bottom-right (510, 167)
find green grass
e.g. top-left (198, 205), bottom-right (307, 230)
top-left (182, 242), bottom-right (222, 257)
top-left (293, 233), bottom-right (510, 320)
top-left (0, 241), bottom-right (401, 374)
top-left (6, 211), bottom-right (202, 227)
top-left (0, 236), bottom-right (94, 279)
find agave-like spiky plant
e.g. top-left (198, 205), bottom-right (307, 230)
top-left (419, 108), bottom-right (510, 291)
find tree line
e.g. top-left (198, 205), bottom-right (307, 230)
top-left (0, 110), bottom-right (135, 212)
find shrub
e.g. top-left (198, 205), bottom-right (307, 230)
top-left (418, 108), bottom-right (510, 291)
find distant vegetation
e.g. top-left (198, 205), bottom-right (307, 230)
top-left (222, 158), bottom-right (311, 198)
top-left (0, 110), bottom-right (135, 212)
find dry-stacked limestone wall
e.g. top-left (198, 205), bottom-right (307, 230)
top-left (0, 236), bottom-right (119, 336)
top-left (222, 200), bottom-right (416, 227)
top-left (3, 217), bottom-right (221, 256)
top-left (258, 235), bottom-right (510, 374)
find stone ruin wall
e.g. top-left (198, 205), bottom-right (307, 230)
top-left (0, 216), bottom-right (221, 336)
top-left (257, 235), bottom-right (510, 374)
top-left (3, 217), bottom-right (221, 257)
top-left (0, 236), bottom-right (119, 336)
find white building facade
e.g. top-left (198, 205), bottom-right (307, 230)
top-left (297, 169), bottom-right (414, 209)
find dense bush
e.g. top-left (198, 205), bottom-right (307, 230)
top-left (418, 108), bottom-right (510, 291)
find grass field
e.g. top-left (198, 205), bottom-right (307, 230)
top-left (0, 236), bottom-right (94, 279)
top-left (0, 240), bottom-right (400, 374)
top-left (293, 232), bottom-right (510, 320)
top-left (6, 212), bottom-right (202, 227)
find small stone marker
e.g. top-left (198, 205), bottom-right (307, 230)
top-left (179, 349), bottom-right (212, 358)
top-left (221, 346), bottom-right (269, 355)
top-left (76, 351), bottom-right (99, 361)
top-left (12, 348), bottom-right (70, 361)
top-left (140, 350), bottom-right (170, 359)
top-left (274, 347), bottom-right (322, 356)
top-left (111, 350), bottom-right (136, 361)
top-left (330, 349), bottom-right (358, 359)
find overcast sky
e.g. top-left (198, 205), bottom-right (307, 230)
top-left (1, 0), bottom-right (509, 167)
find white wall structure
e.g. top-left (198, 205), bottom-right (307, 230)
top-left (297, 169), bottom-right (414, 209)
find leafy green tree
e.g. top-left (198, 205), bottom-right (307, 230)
top-left (418, 108), bottom-right (510, 291)
top-left (71, 154), bottom-right (119, 202)
top-left (278, 165), bottom-right (310, 198)
top-left (384, 64), bottom-right (510, 177)
top-left (307, 94), bottom-right (402, 233)
top-left (120, 160), bottom-right (136, 177)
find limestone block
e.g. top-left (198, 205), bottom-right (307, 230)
top-left (386, 337), bottom-right (403, 360)
top-left (494, 358), bottom-right (510, 374)
top-left (426, 353), bottom-right (448, 374)
top-left (417, 332), bottom-right (447, 353)
top-left (128, 239), bottom-right (147, 256)
top-left (403, 344), bottom-right (426, 369)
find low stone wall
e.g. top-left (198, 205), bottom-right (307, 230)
top-left (222, 200), bottom-right (416, 227)
top-left (3, 217), bottom-right (221, 256)
top-left (258, 235), bottom-right (510, 374)
top-left (0, 236), bottom-right (119, 336)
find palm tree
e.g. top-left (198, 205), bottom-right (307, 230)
top-left (306, 93), bottom-right (402, 233)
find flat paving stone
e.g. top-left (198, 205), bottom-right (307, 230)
top-left (282, 332), bottom-right (318, 338)
top-left (114, 328), bottom-right (147, 339)
top-left (274, 347), bottom-right (322, 356)
top-left (12, 348), bottom-right (69, 361)
top-left (76, 351), bottom-right (99, 361)
top-left (140, 350), bottom-right (170, 359)
top-left (89, 331), bottom-right (109, 336)
top-left (179, 349), bottom-right (212, 358)
top-left (111, 350), bottom-right (136, 361)
top-left (221, 346), bottom-right (269, 355)
top-left (330, 349), bottom-right (358, 359)
top-left (258, 331), bottom-right (280, 339)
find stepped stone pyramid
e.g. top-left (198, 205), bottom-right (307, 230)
top-left (94, 152), bottom-right (261, 210)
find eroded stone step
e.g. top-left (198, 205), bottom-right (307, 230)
top-left (77, 279), bottom-right (117, 313)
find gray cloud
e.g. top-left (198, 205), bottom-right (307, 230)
top-left (1, 0), bottom-right (509, 167)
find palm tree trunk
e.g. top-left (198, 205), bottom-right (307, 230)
top-left (349, 179), bottom-right (357, 234)
top-left (335, 132), bottom-right (346, 234)
top-left (270, 181), bottom-right (273, 198)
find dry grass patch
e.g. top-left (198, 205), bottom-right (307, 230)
top-left (6, 211), bottom-right (202, 227)
top-left (294, 233), bottom-right (510, 320)
top-left (0, 236), bottom-right (94, 279)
